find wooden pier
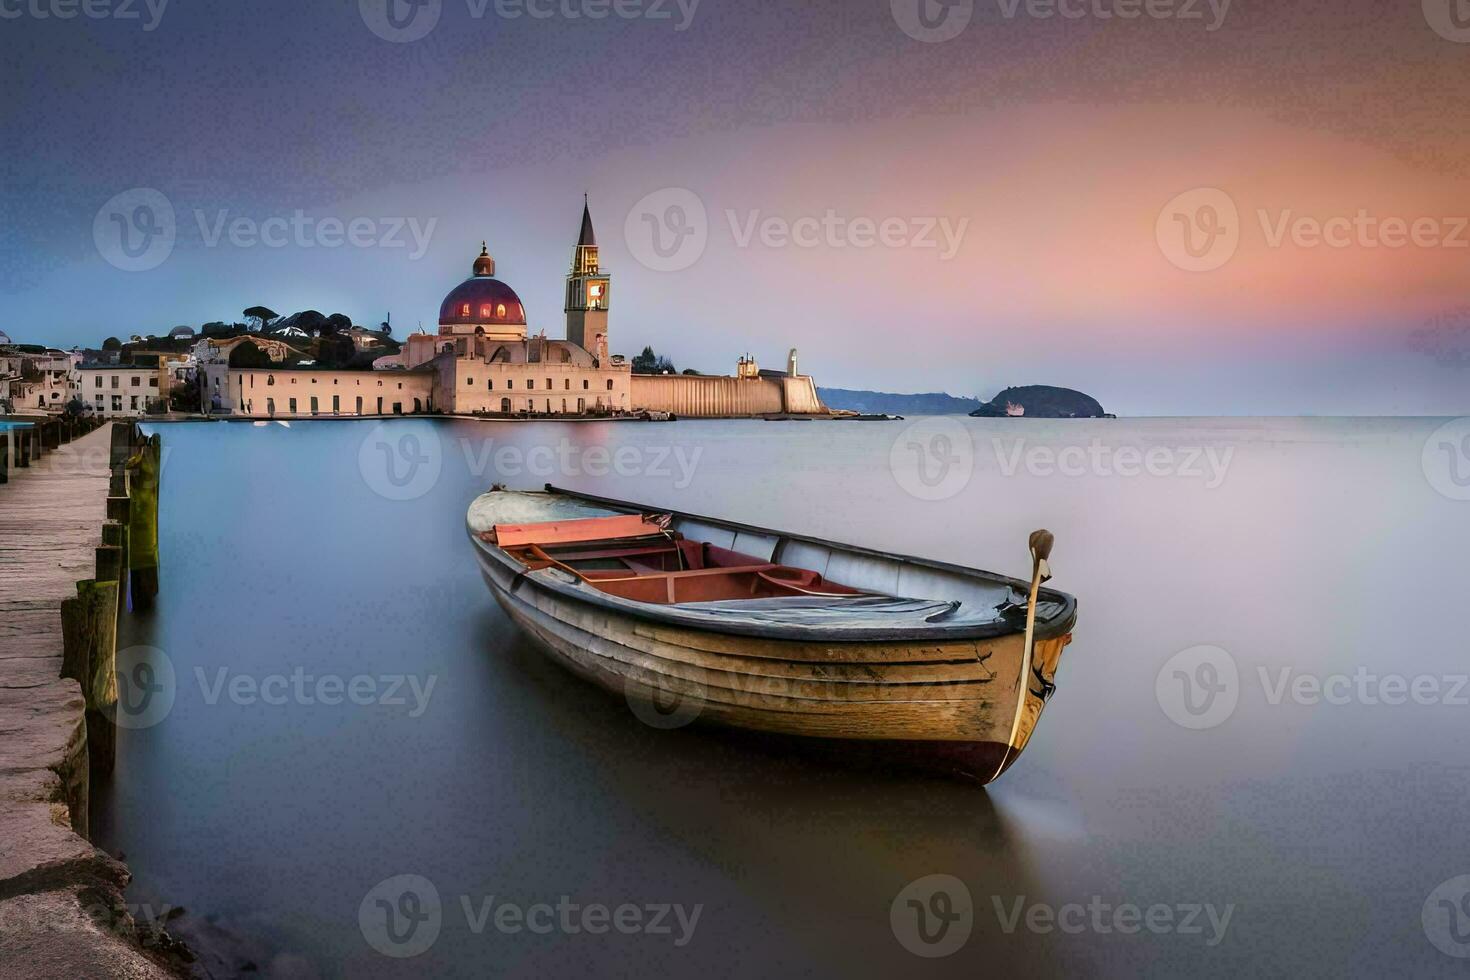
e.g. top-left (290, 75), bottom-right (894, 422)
top-left (0, 418), bottom-right (180, 978)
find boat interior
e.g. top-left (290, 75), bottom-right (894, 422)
top-left (484, 514), bottom-right (870, 605)
top-left (468, 489), bottom-right (1075, 638)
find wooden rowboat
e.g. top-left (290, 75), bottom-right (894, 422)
top-left (466, 485), bottom-right (1078, 783)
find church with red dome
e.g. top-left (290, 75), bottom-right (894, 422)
top-left (397, 199), bottom-right (631, 415)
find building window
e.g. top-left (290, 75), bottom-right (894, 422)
top-left (332, 395), bottom-right (340, 414)
top-left (461, 304), bottom-right (470, 316)
top-left (466, 377), bottom-right (473, 387)
top-left (501, 397), bottom-right (511, 413)
top-left (545, 378), bottom-right (551, 390)
top-left (94, 376), bottom-right (101, 388)
top-left (497, 304), bottom-right (506, 317)
top-left (289, 398), bottom-right (297, 413)
top-left (507, 379), bottom-right (513, 389)
top-left (564, 379), bottom-right (570, 390)
top-left (582, 380), bottom-right (589, 390)
top-left (487, 379), bottom-right (493, 390)
top-left (267, 375), bottom-right (275, 386)
top-left (310, 397), bottom-right (319, 415)
top-left (480, 305), bottom-right (492, 318)
top-left (149, 377), bottom-right (158, 388)
top-left (111, 376), bottom-right (119, 389)
top-left (527, 379), bottom-right (535, 390)
top-left (606, 379), bottom-right (614, 390)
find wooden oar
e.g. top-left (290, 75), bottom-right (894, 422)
top-left (991, 529), bottom-right (1055, 783)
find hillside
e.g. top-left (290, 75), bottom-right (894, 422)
top-left (817, 388), bottom-right (983, 415)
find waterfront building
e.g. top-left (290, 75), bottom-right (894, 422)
top-left (230, 366), bottom-right (434, 418)
top-left (75, 362), bottom-right (169, 417)
top-left (216, 196), bottom-right (824, 419)
top-left (398, 199), bottom-right (633, 416)
top-left (0, 346), bottom-right (75, 413)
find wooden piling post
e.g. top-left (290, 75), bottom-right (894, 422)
top-left (102, 520), bottom-right (129, 615)
top-left (0, 433), bottom-right (8, 484)
top-left (126, 434), bottom-right (161, 609)
top-left (60, 578), bottom-right (120, 781)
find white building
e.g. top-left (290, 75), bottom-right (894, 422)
top-left (75, 363), bottom-right (169, 417)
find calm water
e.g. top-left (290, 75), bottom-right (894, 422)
top-left (94, 416), bottom-right (1470, 978)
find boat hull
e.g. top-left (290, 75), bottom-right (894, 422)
top-left (474, 545), bottom-right (1072, 784)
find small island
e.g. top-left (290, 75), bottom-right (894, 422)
top-left (969, 385), bottom-right (1109, 419)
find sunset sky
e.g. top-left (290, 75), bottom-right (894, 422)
top-left (4, 0), bottom-right (1469, 414)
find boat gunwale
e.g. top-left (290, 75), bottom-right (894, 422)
top-left (466, 485), bottom-right (1078, 644)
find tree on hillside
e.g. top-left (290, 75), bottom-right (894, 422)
top-left (682, 368), bottom-right (701, 375)
top-left (327, 313), bottom-right (352, 334)
top-left (631, 346), bottom-right (676, 375)
top-left (102, 336), bottom-right (121, 351)
top-left (243, 306), bottom-right (277, 331)
top-left (379, 321), bottom-right (392, 336)
top-left (228, 340), bottom-right (272, 368)
top-left (316, 333), bottom-right (355, 369)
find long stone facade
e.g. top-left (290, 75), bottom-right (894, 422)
top-left (630, 373), bottom-right (823, 417)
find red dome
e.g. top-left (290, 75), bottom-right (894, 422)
top-left (439, 276), bottom-right (526, 327)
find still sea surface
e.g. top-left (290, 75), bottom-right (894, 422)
top-left (95, 416), bottom-right (1470, 978)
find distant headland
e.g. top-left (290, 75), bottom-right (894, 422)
top-left (819, 385), bottom-right (1109, 418)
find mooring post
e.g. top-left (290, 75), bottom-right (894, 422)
top-left (102, 520), bottom-right (129, 616)
top-left (109, 421), bottom-right (131, 471)
top-left (0, 433), bottom-right (8, 484)
top-left (60, 577), bottom-right (120, 791)
top-left (126, 433), bottom-right (161, 609)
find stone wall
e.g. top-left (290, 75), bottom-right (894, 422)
top-left (630, 374), bottom-right (827, 417)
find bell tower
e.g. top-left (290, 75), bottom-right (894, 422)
top-left (565, 196), bottom-right (610, 361)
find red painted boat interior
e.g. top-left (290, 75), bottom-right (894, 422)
top-left (482, 516), bottom-right (867, 605)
